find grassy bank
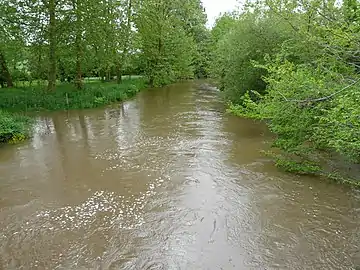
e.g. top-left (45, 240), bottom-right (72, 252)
top-left (0, 78), bottom-right (147, 143)
top-left (0, 78), bottom-right (147, 112)
top-left (0, 110), bottom-right (32, 143)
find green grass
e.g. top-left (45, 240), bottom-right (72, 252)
top-left (0, 78), bottom-right (147, 112)
top-left (0, 110), bottom-right (32, 143)
top-left (0, 77), bottom-right (147, 143)
top-left (7, 75), bottom-right (143, 88)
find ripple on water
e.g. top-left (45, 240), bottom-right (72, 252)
top-left (35, 190), bottom-right (159, 232)
top-left (0, 183), bottom-right (166, 269)
top-left (1, 82), bottom-right (360, 270)
top-left (94, 134), bottom-right (184, 176)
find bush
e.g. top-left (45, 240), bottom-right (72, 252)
top-left (230, 57), bottom-right (360, 184)
top-left (0, 110), bottom-right (31, 143)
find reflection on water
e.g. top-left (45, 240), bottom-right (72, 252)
top-left (0, 81), bottom-right (359, 269)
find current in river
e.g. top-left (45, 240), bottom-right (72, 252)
top-left (0, 81), bottom-right (359, 269)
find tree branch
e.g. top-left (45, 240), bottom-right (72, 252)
top-left (286, 78), bottom-right (360, 104)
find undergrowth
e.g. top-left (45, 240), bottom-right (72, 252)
top-left (0, 110), bottom-right (32, 143)
top-left (0, 78), bottom-right (147, 112)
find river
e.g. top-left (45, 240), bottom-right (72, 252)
top-left (0, 81), bottom-right (359, 269)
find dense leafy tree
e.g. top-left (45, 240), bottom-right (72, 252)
top-left (213, 0), bottom-right (360, 182)
top-left (135, 0), bottom-right (199, 86)
top-left (0, 0), bottom-right (25, 87)
top-left (211, 11), bottom-right (290, 102)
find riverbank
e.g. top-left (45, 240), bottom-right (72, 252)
top-left (0, 110), bottom-right (32, 143)
top-left (0, 78), bottom-right (147, 143)
top-left (228, 104), bottom-right (360, 188)
top-left (0, 78), bottom-right (147, 112)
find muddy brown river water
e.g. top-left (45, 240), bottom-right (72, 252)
top-left (0, 81), bottom-right (359, 269)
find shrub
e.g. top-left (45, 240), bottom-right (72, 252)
top-left (0, 110), bottom-right (31, 143)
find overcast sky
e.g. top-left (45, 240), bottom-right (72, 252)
top-left (202, 0), bottom-right (239, 27)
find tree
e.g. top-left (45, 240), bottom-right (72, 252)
top-left (72, 0), bottom-right (84, 89)
top-left (0, 0), bottom-right (24, 88)
top-left (210, 10), bottom-right (290, 101)
top-left (47, 0), bottom-right (57, 91)
top-left (136, 0), bottom-right (206, 86)
top-left (218, 0), bottom-right (360, 181)
top-left (1, 0), bottom-right (208, 90)
top-left (0, 51), bottom-right (13, 88)
top-left (209, 12), bottom-right (237, 89)
top-left (116, 0), bottom-right (134, 84)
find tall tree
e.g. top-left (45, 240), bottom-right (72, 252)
top-left (47, 0), bottom-right (57, 91)
top-left (0, 51), bottom-right (13, 88)
top-left (136, 0), bottom-right (203, 86)
top-left (71, 0), bottom-right (84, 89)
top-left (117, 0), bottom-right (133, 84)
top-left (0, 0), bottom-right (23, 88)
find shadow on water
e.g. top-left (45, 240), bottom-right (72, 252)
top-left (0, 80), bottom-right (359, 269)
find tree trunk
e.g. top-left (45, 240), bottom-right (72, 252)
top-left (106, 69), bottom-right (111, 81)
top-left (99, 69), bottom-right (104, 82)
top-left (75, 44), bottom-right (83, 89)
top-left (117, 0), bottom-right (132, 84)
top-left (0, 51), bottom-right (13, 88)
top-left (47, 0), bottom-right (57, 91)
top-left (149, 75), bottom-right (154, 87)
top-left (73, 0), bottom-right (83, 90)
top-left (116, 65), bottom-right (122, 84)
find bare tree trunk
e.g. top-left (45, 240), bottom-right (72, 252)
top-left (0, 51), bottom-right (14, 88)
top-left (47, 0), bottom-right (57, 91)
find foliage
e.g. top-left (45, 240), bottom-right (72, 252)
top-left (0, 0), bottom-right (209, 90)
top-left (135, 0), bottom-right (207, 87)
top-left (210, 11), bottom-right (290, 103)
top-left (0, 0), bottom-right (209, 144)
top-left (213, 0), bottom-right (360, 184)
top-left (0, 78), bottom-right (147, 111)
top-left (275, 157), bottom-right (321, 175)
top-left (0, 110), bottom-right (31, 143)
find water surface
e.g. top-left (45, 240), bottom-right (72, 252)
top-left (0, 81), bottom-right (359, 269)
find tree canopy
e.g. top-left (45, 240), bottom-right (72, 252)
top-left (210, 0), bottom-right (360, 182)
top-left (0, 0), bottom-right (209, 90)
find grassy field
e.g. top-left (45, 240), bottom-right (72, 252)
top-left (0, 77), bottom-right (147, 112)
top-left (7, 75), bottom-right (143, 88)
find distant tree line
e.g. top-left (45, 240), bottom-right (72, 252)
top-left (0, 0), bottom-right (211, 90)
